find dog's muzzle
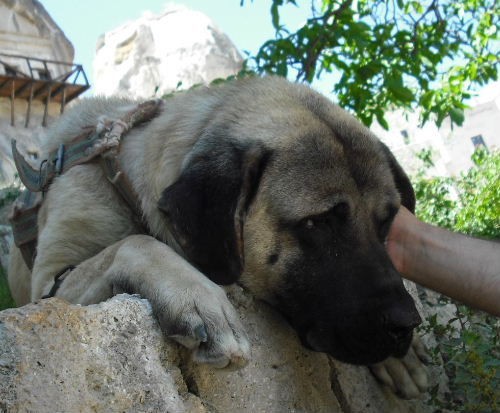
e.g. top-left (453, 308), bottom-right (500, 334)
top-left (302, 305), bottom-right (421, 365)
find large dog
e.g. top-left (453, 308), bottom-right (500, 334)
top-left (8, 76), bottom-right (427, 398)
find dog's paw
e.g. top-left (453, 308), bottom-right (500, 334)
top-left (153, 283), bottom-right (250, 369)
top-left (369, 335), bottom-right (429, 399)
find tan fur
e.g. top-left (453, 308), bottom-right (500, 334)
top-left (8, 76), bottom-right (427, 395)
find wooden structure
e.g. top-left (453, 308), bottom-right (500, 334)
top-left (0, 53), bottom-right (89, 127)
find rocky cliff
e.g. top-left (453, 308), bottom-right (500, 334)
top-left (93, 5), bottom-right (243, 99)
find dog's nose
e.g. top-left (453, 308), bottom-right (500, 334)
top-left (383, 309), bottom-right (421, 341)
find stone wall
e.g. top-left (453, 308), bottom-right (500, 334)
top-left (0, 287), bottom-right (445, 413)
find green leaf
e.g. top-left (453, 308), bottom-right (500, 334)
top-left (449, 107), bottom-right (465, 125)
top-left (271, 3), bottom-right (280, 31)
top-left (375, 109), bottom-right (389, 130)
top-left (389, 85), bottom-right (414, 103)
top-left (248, 0), bottom-right (499, 130)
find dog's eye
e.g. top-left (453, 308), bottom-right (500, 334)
top-left (377, 206), bottom-right (398, 239)
top-left (379, 217), bottom-right (392, 231)
top-left (333, 202), bottom-right (349, 220)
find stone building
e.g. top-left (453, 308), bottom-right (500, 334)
top-left (371, 85), bottom-right (500, 177)
top-left (0, 0), bottom-right (89, 186)
top-left (439, 97), bottom-right (500, 175)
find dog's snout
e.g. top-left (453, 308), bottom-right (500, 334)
top-left (387, 324), bottom-right (414, 342)
top-left (382, 308), bottom-right (422, 341)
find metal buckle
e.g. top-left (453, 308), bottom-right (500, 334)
top-left (37, 144), bottom-right (64, 191)
top-left (55, 144), bottom-right (65, 175)
top-left (38, 159), bottom-right (48, 191)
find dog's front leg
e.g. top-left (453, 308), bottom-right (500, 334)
top-left (56, 234), bottom-right (250, 369)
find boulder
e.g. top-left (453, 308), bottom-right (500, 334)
top-left (93, 5), bottom-right (243, 99)
top-left (0, 286), bottom-right (443, 413)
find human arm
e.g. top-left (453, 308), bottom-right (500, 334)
top-left (386, 206), bottom-right (500, 316)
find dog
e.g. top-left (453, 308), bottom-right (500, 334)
top-left (8, 76), bottom-right (428, 398)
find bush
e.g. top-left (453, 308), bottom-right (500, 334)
top-left (0, 183), bottom-right (21, 311)
top-left (0, 266), bottom-right (15, 311)
top-left (412, 149), bottom-right (499, 413)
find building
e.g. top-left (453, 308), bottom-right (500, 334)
top-left (0, 0), bottom-right (89, 186)
top-left (372, 84), bottom-right (500, 177)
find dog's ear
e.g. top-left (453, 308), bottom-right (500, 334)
top-left (379, 142), bottom-right (416, 213)
top-left (158, 142), bottom-right (270, 284)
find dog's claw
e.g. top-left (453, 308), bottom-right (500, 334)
top-left (195, 324), bottom-right (208, 342)
top-left (154, 281), bottom-right (250, 369)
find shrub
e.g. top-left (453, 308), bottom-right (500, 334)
top-left (412, 149), bottom-right (499, 413)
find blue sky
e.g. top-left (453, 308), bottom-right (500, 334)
top-left (40, 1), bottom-right (499, 103)
top-left (40, 0), bottom-right (308, 92)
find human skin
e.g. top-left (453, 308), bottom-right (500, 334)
top-left (386, 206), bottom-right (500, 317)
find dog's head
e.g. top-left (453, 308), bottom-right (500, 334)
top-left (158, 78), bottom-right (421, 365)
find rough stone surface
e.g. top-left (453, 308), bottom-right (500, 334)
top-left (0, 296), bottom-right (204, 413)
top-left (187, 288), bottom-right (341, 413)
top-left (0, 0), bottom-right (74, 64)
top-left (0, 99), bottom-right (52, 185)
top-left (93, 5), bottom-right (243, 99)
top-left (0, 286), bottom-right (442, 413)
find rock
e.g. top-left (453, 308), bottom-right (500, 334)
top-left (0, 286), bottom-right (442, 413)
top-left (0, 295), bottom-right (204, 413)
top-left (0, 0), bottom-right (74, 64)
top-left (187, 287), bottom-right (341, 413)
top-left (93, 5), bottom-right (243, 99)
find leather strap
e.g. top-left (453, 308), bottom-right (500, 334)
top-left (41, 265), bottom-right (75, 299)
top-left (12, 98), bottom-right (164, 195)
top-left (9, 189), bottom-right (42, 270)
top-left (10, 98), bottom-right (163, 270)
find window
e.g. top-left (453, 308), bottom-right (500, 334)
top-left (36, 69), bottom-right (51, 80)
top-left (400, 129), bottom-right (410, 145)
top-left (4, 64), bottom-right (19, 76)
top-left (471, 135), bottom-right (488, 151)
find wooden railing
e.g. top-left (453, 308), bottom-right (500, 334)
top-left (0, 53), bottom-right (90, 127)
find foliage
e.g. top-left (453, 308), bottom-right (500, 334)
top-left (0, 183), bottom-right (21, 209)
top-left (454, 150), bottom-right (500, 238)
top-left (0, 183), bottom-right (21, 311)
top-left (0, 265), bottom-right (15, 311)
top-left (414, 148), bottom-right (500, 238)
top-left (423, 304), bottom-right (499, 412)
top-left (412, 149), bottom-right (499, 412)
top-left (242, 0), bottom-right (499, 128)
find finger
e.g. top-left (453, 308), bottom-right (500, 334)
top-left (402, 347), bottom-right (428, 392)
top-left (412, 336), bottom-right (431, 364)
top-left (383, 357), bottom-right (421, 399)
top-left (370, 363), bottom-right (396, 392)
